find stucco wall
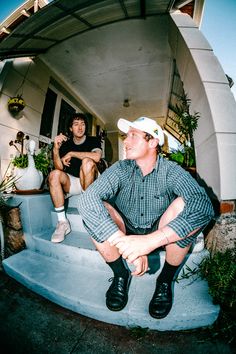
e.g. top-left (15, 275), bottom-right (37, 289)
top-left (0, 57), bottom-right (104, 176)
top-left (0, 58), bottom-right (51, 175)
top-left (169, 12), bottom-right (236, 201)
top-left (105, 131), bottom-right (119, 164)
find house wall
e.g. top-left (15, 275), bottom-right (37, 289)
top-left (0, 57), bottom-right (104, 176)
top-left (169, 12), bottom-right (236, 201)
top-left (105, 131), bottom-right (119, 165)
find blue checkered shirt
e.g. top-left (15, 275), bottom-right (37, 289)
top-left (77, 156), bottom-right (214, 245)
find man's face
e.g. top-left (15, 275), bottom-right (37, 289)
top-left (124, 127), bottom-right (151, 160)
top-left (70, 119), bottom-right (86, 138)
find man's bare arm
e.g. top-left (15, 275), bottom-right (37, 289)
top-left (68, 149), bottom-right (102, 163)
top-left (53, 133), bottom-right (68, 170)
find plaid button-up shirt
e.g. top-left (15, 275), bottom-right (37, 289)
top-left (78, 156), bottom-right (214, 244)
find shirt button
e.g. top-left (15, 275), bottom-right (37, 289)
top-left (141, 213), bottom-right (144, 216)
top-left (141, 196), bottom-right (144, 200)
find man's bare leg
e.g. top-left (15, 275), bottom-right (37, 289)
top-left (48, 169), bottom-right (71, 208)
top-left (92, 202), bottom-right (126, 262)
top-left (80, 158), bottom-right (98, 190)
top-left (159, 197), bottom-right (191, 265)
top-left (48, 169), bottom-right (71, 243)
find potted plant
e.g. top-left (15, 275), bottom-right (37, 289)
top-left (8, 95), bottom-right (26, 114)
top-left (198, 247), bottom-right (236, 315)
top-left (168, 92), bottom-right (200, 172)
top-left (9, 131), bottom-right (52, 191)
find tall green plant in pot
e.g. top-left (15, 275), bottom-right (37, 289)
top-left (168, 92), bottom-right (200, 168)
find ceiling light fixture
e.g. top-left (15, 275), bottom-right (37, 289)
top-left (123, 99), bottom-right (130, 108)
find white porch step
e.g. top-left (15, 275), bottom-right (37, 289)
top-left (2, 249), bottom-right (220, 331)
top-left (3, 193), bottom-right (220, 331)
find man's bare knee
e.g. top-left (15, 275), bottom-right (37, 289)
top-left (81, 158), bottom-right (96, 173)
top-left (165, 242), bottom-right (191, 266)
top-left (48, 169), bottom-right (63, 185)
top-left (159, 197), bottom-right (185, 228)
top-left (103, 202), bottom-right (126, 234)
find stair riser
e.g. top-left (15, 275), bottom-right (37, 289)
top-left (32, 235), bottom-right (108, 270)
top-left (29, 229), bottom-right (209, 277)
top-left (67, 195), bottom-right (79, 208)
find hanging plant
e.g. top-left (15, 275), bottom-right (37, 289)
top-left (8, 95), bottom-right (26, 114)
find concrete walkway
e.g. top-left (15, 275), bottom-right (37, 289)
top-left (0, 268), bottom-right (234, 354)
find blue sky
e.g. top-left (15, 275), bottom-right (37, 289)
top-left (0, 0), bottom-right (235, 99)
top-left (201, 0), bottom-right (236, 99)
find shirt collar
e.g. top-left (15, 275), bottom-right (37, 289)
top-left (132, 155), bottom-right (160, 174)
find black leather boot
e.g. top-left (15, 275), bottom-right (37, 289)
top-left (149, 281), bottom-right (173, 319)
top-left (106, 273), bottom-right (131, 311)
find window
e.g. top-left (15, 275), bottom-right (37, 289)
top-left (165, 61), bottom-right (185, 143)
top-left (39, 88), bottom-right (57, 138)
top-left (57, 99), bottom-right (76, 135)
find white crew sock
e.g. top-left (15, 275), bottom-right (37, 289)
top-left (55, 206), bottom-right (67, 222)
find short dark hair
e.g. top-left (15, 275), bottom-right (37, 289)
top-left (144, 132), bottom-right (153, 141)
top-left (68, 113), bottom-right (88, 134)
top-left (144, 132), bottom-right (161, 153)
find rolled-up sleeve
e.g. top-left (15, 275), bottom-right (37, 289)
top-left (166, 164), bottom-right (214, 237)
top-left (77, 162), bottom-right (121, 242)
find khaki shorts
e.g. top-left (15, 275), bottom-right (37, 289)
top-left (66, 174), bottom-right (83, 198)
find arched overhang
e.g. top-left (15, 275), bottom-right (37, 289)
top-left (169, 12), bottom-right (236, 201)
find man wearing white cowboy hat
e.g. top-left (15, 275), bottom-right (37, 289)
top-left (78, 116), bottom-right (214, 319)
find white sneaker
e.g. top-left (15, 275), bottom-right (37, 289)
top-left (51, 220), bottom-right (71, 243)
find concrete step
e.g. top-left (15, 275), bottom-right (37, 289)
top-left (66, 195), bottom-right (80, 208)
top-left (32, 228), bottom-right (107, 270)
top-left (2, 249), bottom-right (220, 331)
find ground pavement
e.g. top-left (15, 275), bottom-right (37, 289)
top-left (0, 269), bottom-right (235, 354)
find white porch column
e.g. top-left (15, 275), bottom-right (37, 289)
top-left (169, 12), bottom-right (236, 202)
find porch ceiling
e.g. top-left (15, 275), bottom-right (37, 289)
top-left (0, 0), bottom-right (177, 59)
top-left (0, 0), bottom-right (194, 131)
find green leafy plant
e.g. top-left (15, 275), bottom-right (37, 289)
top-left (9, 131), bottom-right (53, 176)
top-left (168, 92), bottom-right (200, 168)
top-left (11, 154), bottom-right (28, 169)
top-left (34, 147), bottom-right (53, 175)
top-left (0, 164), bottom-right (19, 216)
top-left (176, 264), bottom-right (199, 283)
top-left (199, 248), bottom-right (236, 309)
top-left (11, 148), bottom-right (52, 175)
top-left (169, 146), bottom-right (196, 168)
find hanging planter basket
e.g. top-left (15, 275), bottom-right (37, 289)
top-left (8, 96), bottom-right (26, 114)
